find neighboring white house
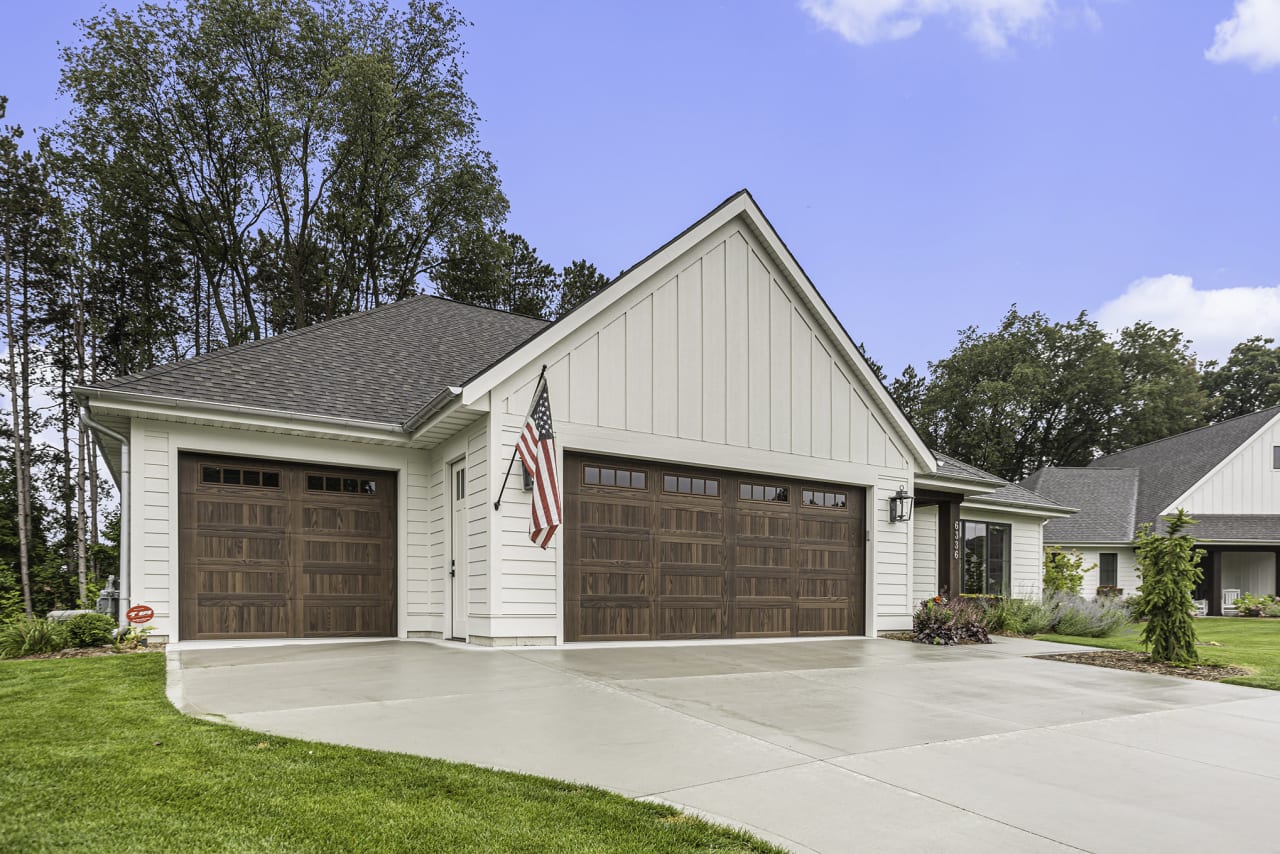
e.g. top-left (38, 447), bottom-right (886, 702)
top-left (78, 190), bottom-right (1069, 645)
top-left (1024, 406), bottom-right (1280, 613)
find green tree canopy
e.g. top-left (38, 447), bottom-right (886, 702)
top-left (556, 260), bottom-right (611, 318)
top-left (1201, 336), bottom-right (1280, 422)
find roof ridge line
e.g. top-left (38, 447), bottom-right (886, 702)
top-left (101, 294), bottom-right (434, 389)
top-left (1093, 405), bottom-right (1280, 462)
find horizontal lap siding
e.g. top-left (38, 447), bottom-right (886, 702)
top-left (138, 429), bottom-right (173, 625)
top-left (1070, 547), bottom-right (1141, 599)
top-left (913, 505), bottom-right (939, 601)
top-left (874, 476), bottom-right (911, 626)
top-left (960, 506), bottom-right (1045, 601)
top-left (467, 428), bottom-right (489, 615)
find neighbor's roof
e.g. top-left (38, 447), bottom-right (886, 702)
top-left (90, 296), bottom-right (548, 426)
top-left (1023, 406), bottom-right (1280, 543)
top-left (1021, 467), bottom-right (1140, 543)
top-left (1087, 406), bottom-right (1280, 528)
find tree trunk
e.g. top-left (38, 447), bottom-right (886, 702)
top-left (4, 231), bottom-right (33, 617)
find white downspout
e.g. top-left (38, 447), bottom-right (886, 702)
top-left (80, 407), bottom-right (130, 627)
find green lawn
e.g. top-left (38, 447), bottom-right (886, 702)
top-left (0, 654), bottom-right (780, 854)
top-left (1038, 617), bottom-right (1280, 691)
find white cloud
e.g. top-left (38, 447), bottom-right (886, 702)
top-left (1206, 0), bottom-right (1280, 70)
top-left (1094, 274), bottom-right (1280, 363)
top-left (800, 0), bottom-right (1058, 50)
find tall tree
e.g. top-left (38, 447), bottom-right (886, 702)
top-left (555, 260), bottom-right (610, 318)
top-left (58, 0), bottom-right (506, 354)
top-left (913, 307), bottom-right (1122, 481)
top-left (1108, 322), bottom-right (1207, 451)
top-left (433, 228), bottom-right (559, 318)
top-left (1201, 336), bottom-right (1280, 422)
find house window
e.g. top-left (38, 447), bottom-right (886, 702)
top-left (802, 489), bottom-right (847, 508)
top-left (663, 474), bottom-right (719, 496)
top-left (739, 483), bottom-right (789, 503)
top-left (455, 468), bottom-right (466, 500)
top-left (961, 520), bottom-right (1011, 597)
top-left (1274, 446), bottom-right (1280, 470)
top-left (1099, 553), bottom-right (1118, 588)
top-left (583, 465), bottom-right (647, 490)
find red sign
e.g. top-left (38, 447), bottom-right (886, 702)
top-left (126, 604), bottom-right (155, 624)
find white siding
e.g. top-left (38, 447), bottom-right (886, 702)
top-left (534, 222), bottom-right (912, 466)
top-left (136, 428), bottom-right (173, 624)
top-left (1178, 414), bottom-right (1280, 515)
top-left (913, 505), bottom-right (939, 601)
top-left (960, 506), bottom-right (1045, 601)
top-left (874, 475), bottom-right (911, 629)
top-left (466, 427), bottom-right (490, 615)
top-left (1222, 552), bottom-right (1277, 597)
top-left (1070, 547), bottom-right (1141, 599)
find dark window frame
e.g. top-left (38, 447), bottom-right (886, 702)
top-left (201, 465), bottom-right (283, 490)
top-left (738, 482), bottom-right (790, 504)
top-left (961, 519), bottom-right (1012, 597)
top-left (306, 473), bottom-right (379, 496)
top-left (802, 488), bottom-right (848, 509)
top-left (1099, 552), bottom-right (1118, 588)
top-left (1274, 446), bottom-right (1280, 470)
top-left (662, 473), bottom-right (720, 497)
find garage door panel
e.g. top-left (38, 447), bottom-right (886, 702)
top-left (576, 496), bottom-right (652, 530)
top-left (735, 605), bottom-right (794, 636)
top-left (735, 510), bottom-right (792, 540)
top-left (798, 604), bottom-right (849, 635)
top-left (179, 454), bottom-right (395, 641)
top-left (577, 568), bottom-right (651, 596)
top-left (577, 602), bottom-right (652, 640)
top-left (657, 505), bottom-right (723, 535)
top-left (660, 604), bottom-right (725, 638)
top-left (660, 569), bottom-right (724, 598)
top-left (576, 532), bottom-right (650, 565)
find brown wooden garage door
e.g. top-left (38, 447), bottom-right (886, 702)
top-left (563, 454), bottom-right (866, 642)
top-left (178, 454), bottom-right (396, 640)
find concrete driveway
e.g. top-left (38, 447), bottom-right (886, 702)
top-left (169, 637), bottom-right (1280, 854)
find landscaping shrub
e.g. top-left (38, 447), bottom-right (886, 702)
top-left (1133, 509), bottom-right (1204, 665)
top-left (65, 612), bottom-right (118, 647)
top-left (1043, 547), bottom-right (1087, 596)
top-left (0, 618), bottom-right (70, 658)
top-left (1045, 593), bottom-right (1130, 638)
top-left (1265, 601), bottom-right (1280, 619)
top-left (913, 597), bottom-right (990, 645)
top-left (983, 597), bottom-right (1056, 635)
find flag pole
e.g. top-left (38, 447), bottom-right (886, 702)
top-left (493, 364), bottom-right (547, 511)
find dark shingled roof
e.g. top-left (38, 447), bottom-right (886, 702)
top-left (1089, 406), bottom-right (1280, 529)
top-left (932, 453), bottom-right (1069, 512)
top-left (932, 453), bottom-right (1006, 485)
top-left (1022, 467), bottom-right (1139, 543)
top-left (92, 296), bottom-right (549, 426)
top-left (1024, 406), bottom-right (1280, 543)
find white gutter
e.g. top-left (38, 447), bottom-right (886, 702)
top-left (80, 407), bottom-right (130, 628)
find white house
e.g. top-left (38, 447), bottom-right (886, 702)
top-left (78, 190), bottom-right (1069, 645)
top-left (1024, 406), bottom-right (1280, 613)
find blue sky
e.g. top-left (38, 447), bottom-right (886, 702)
top-left (3, 1), bottom-right (1279, 375)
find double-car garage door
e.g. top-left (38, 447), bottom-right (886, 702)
top-left (178, 454), bottom-right (396, 641)
top-left (564, 453), bottom-right (867, 642)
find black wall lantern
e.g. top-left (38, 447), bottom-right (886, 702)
top-left (888, 485), bottom-right (915, 523)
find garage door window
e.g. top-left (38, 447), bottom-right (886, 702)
top-left (802, 489), bottom-right (847, 508)
top-left (583, 465), bottom-right (646, 489)
top-left (306, 474), bottom-right (377, 494)
top-left (201, 465), bottom-right (281, 489)
top-left (663, 474), bottom-right (719, 496)
top-left (739, 482), bottom-right (789, 503)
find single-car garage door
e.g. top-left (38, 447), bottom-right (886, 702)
top-left (564, 454), bottom-right (866, 642)
top-left (178, 454), bottom-right (396, 640)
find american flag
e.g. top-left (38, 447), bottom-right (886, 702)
top-left (516, 376), bottom-right (561, 548)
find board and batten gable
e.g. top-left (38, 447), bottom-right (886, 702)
top-left (1174, 412), bottom-right (1280, 516)
top-left (483, 214), bottom-right (926, 640)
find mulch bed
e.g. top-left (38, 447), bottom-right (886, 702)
top-left (1035, 649), bottom-right (1251, 682)
top-left (8, 646), bottom-right (161, 662)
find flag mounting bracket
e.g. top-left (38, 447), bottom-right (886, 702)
top-left (493, 364), bottom-right (547, 511)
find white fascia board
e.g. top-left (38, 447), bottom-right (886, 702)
top-left (77, 388), bottom-right (409, 446)
top-left (914, 475), bottom-right (999, 496)
top-left (961, 499), bottom-right (1076, 519)
top-left (1157, 409), bottom-right (1280, 516)
top-left (457, 190), bottom-right (937, 474)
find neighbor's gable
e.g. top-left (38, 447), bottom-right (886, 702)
top-left (1174, 410), bottom-right (1280, 516)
